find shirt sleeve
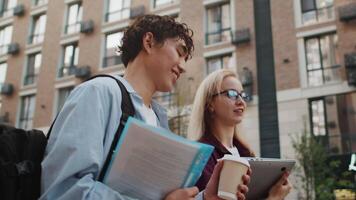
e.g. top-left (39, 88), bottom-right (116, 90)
top-left (195, 191), bottom-right (204, 200)
top-left (40, 81), bottom-right (138, 200)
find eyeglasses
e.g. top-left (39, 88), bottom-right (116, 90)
top-left (213, 89), bottom-right (249, 101)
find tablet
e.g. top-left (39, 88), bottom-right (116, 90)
top-left (245, 157), bottom-right (296, 200)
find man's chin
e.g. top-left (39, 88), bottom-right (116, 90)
top-left (157, 85), bottom-right (174, 93)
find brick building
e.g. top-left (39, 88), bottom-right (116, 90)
top-left (0, 0), bottom-right (355, 198)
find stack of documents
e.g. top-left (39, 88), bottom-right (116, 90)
top-left (103, 117), bottom-right (214, 200)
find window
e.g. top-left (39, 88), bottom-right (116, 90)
top-left (0, 25), bottom-right (12, 55)
top-left (65, 2), bottom-right (83, 34)
top-left (59, 43), bottom-right (79, 77)
top-left (105, 0), bottom-right (130, 23)
top-left (309, 92), bottom-right (356, 155)
top-left (205, 2), bottom-right (231, 45)
top-left (19, 94), bottom-right (36, 130)
top-left (206, 54), bottom-right (232, 74)
top-left (34, 0), bottom-right (47, 6)
top-left (0, 62), bottom-right (7, 87)
top-left (0, 0), bottom-right (17, 18)
top-left (103, 31), bottom-right (123, 68)
top-left (153, 0), bottom-right (175, 8)
top-left (169, 114), bottom-right (189, 137)
top-left (29, 14), bottom-right (47, 44)
top-left (305, 33), bottom-right (341, 86)
top-left (301, 0), bottom-right (334, 25)
top-left (24, 52), bottom-right (41, 85)
top-left (57, 87), bottom-right (74, 113)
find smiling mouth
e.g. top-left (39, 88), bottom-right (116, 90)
top-left (234, 108), bottom-right (244, 114)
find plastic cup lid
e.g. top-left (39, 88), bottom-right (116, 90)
top-left (221, 155), bottom-right (250, 167)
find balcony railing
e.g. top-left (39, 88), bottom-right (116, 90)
top-left (302, 5), bottom-right (334, 25)
top-left (105, 8), bottom-right (130, 22)
top-left (65, 22), bottom-right (81, 34)
top-left (28, 33), bottom-right (44, 44)
top-left (205, 27), bottom-right (231, 45)
top-left (307, 64), bottom-right (342, 86)
top-left (58, 65), bottom-right (76, 77)
top-left (103, 55), bottom-right (122, 68)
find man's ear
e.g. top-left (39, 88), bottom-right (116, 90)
top-left (142, 32), bottom-right (154, 54)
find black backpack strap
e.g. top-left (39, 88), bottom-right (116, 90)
top-left (86, 75), bottom-right (135, 182)
top-left (45, 74), bottom-right (135, 181)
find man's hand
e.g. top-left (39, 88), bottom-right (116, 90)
top-left (164, 187), bottom-right (199, 200)
top-left (204, 160), bottom-right (251, 200)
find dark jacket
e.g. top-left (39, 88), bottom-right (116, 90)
top-left (195, 133), bottom-right (254, 191)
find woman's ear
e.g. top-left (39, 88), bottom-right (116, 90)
top-left (142, 32), bottom-right (154, 53)
top-left (207, 103), bottom-right (215, 113)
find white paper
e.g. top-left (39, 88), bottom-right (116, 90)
top-left (104, 118), bottom-right (213, 200)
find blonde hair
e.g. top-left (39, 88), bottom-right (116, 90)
top-left (187, 69), bottom-right (254, 155)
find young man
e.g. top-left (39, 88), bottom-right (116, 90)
top-left (40, 15), bottom-right (249, 200)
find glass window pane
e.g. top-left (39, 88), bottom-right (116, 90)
top-left (107, 0), bottom-right (130, 22)
top-left (25, 52), bottom-right (41, 85)
top-left (32, 14), bottom-right (46, 43)
top-left (0, 25), bottom-right (12, 55)
top-left (19, 95), bottom-right (36, 130)
top-left (316, 0), bottom-right (333, 9)
top-left (66, 3), bottom-right (82, 34)
top-left (154, 0), bottom-right (174, 8)
top-left (306, 38), bottom-right (321, 70)
top-left (206, 3), bottom-right (231, 45)
top-left (311, 100), bottom-right (326, 136)
top-left (0, 63), bottom-right (7, 84)
top-left (57, 87), bottom-right (74, 112)
top-left (207, 57), bottom-right (222, 74)
top-left (61, 43), bottom-right (78, 77)
top-left (64, 45), bottom-right (74, 66)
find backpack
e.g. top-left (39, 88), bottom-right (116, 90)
top-left (0, 74), bottom-right (135, 200)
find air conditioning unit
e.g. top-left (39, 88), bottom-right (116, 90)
top-left (345, 53), bottom-right (356, 68)
top-left (7, 43), bottom-right (20, 55)
top-left (1, 83), bottom-right (14, 95)
top-left (130, 5), bottom-right (145, 19)
top-left (339, 2), bottom-right (356, 22)
top-left (232, 28), bottom-right (251, 45)
top-left (75, 66), bottom-right (91, 79)
top-left (346, 68), bottom-right (356, 86)
top-left (80, 20), bottom-right (94, 34)
top-left (13, 4), bottom-right (25, 16)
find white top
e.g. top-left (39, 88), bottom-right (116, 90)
top-left (227, 146), bottom-right (240, 157)
top-left (140, 104), bottom-right (158, 126)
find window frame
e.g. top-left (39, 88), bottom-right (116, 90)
top-left (0, 25), bottom-right (12, 55)
top-left (65, 2), bottom-right (83, 35)
top-left (205, 53), bottom-right (232, 75)
top-left (304, 32), bottom-right (340, 86)
top-left (205, 1), bottom-right (232, 45)
top-left (29, 13), bottom-right (47, 44)
top-left (102, 30), bottom-right (124, 68)
top-left (58, 42), bottom-right (79, 78)
top-left (18, 94), bottom-right (36, 130)
top-left (24, 52), bottom-right (42, 86)
top-left (105, 0), bottom-right (131, 23)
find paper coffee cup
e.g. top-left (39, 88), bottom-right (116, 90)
top-left (218, 155), bottom-right (250, 200)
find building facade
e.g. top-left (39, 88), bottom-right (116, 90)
top-left (0, 0), bottom-right (355, 198)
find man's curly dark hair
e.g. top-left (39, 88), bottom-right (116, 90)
top-left (118, 14), bottom-right (194, 67)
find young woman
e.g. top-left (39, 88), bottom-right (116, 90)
top-left (188, 69), bottom-right (292, 199)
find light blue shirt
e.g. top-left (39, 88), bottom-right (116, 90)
top-left (40, 76), bottom-right (204, 200)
